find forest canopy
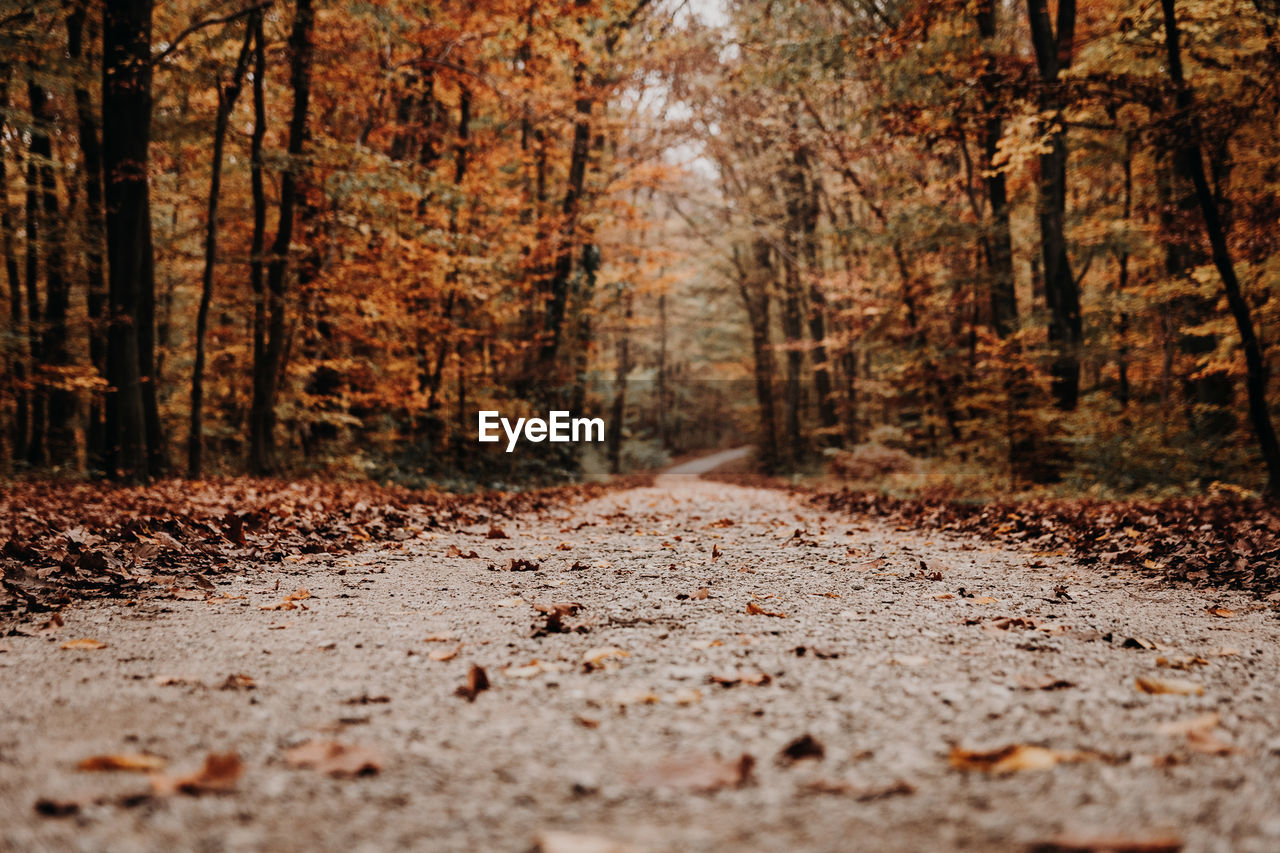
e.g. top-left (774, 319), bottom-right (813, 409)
top-left (1, 0), bottom-right (1278, 497)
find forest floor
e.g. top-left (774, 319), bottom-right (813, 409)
top-left (2, 471), bottom-right (1280, 852)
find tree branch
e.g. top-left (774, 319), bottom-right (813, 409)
top-left (153, 1), bottom-right (274, 66)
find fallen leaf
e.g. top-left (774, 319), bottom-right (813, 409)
top-left (78, 753), bottom-right (167, 773)
top-left (1027, 833), bottom-right (1182, 853)
top-left (154, 675), bottom-right (199, 687)
top-left (455, 664), bottom-right (490, 701)
top-left (711, 544), bottom-right (722, 561)
top-left (150, 751), bottom-right (243, 796)
top-left (745, 601), bottom-right (786, 618)
top-left (692, 587), bottom-right (709, 600)
top-left (532, 601), bottom-right (587, 635)
top-left (486, 526), bottom-right (509, 540)
top-left (532, 830), bottom-right (642, 853)
top-left (504, 558), bottom-right (541, 572)
top-left (574, 715), bottom-right (600, 729)
top-left (801, 779), bottom-right (915, 801)
top-left (970, 596), bottom-right (999, 605)
top-left (428, 642), bottom-right (463, 662)
top-left (1135, 676), bottom-right (1204, 696)
top-left (33, 798), bottom-right (80, 817)
top-left (504, 659), bottom-right (561, 678)
top-left (629, 753), bottom-right (755, 792)
top-left (446, 544), bottom-right (480, 558)
top-left (1205, 606), bottom-right (1234, 618)
top-left (582, 646), bottom-right (629, 671)
top-left (60, 638), bottom-right (107, 650)
top-left (792, 645), bottom-right (840, 659)
top-left (423, 631), bottom-right (459, 642)
top-left (933, 593), bottom-right (955, 600)
top-left (1155, 656), bottom-right (1209, 671)
top-left (220, 673), bottom-right (256, 691)
top-left (949, 744), bottom-right (1096, 773)
top-left (260, 587), bottom-right (311, 611)
top-left (284, 740), bottom-right (383, 777)
top-left (709, 671), bottom-right (772, 687)
top-left (779, 734), bottom-right (825, 764)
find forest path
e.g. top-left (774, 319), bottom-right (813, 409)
top-left (3, 478), bottom-right (1279, 852)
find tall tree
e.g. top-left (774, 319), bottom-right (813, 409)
top-left (1027, 0), bottom-right (1081, 410)
top-left (102, 0), bottom-right (155, 481)
top-left (249, 0), bottom-right (314, 474)
top-left (1159, 0), bottom-right (1280, 497)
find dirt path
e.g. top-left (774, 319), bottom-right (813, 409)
top-left (2, 477), bottom-right (1278, 852)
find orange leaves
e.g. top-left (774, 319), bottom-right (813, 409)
top-left (260, 587), bottom-right (311, 611)
top-left (949, 744), bottom-right (1099, 774)
top-left (60, 638), bottom-right (107, 650)
top-left (745, 601), bottom-right (786, 618)
top-left (78, 753), bottom-right (166, 773)
top-left (149, 752), bottom-right (244, 796)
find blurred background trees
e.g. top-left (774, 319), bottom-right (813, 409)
top-left (1, 0), bottom-right (1278, 497)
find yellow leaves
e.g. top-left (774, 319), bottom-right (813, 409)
top-left (949, 744), bottom-right (1097, 774)
top-left (1135, 676), bottom-right (1204, 696)
top-left (60, 638), bottom-right (107, 650)
top-left (78, 753), bottom-right (166, 773)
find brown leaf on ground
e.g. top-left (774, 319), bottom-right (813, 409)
top-left (60, 638), bottom-right (107, 650)
top-left (555, 542), bottom-right (574, 551)
top-left (504, 558), bottom-right (541, 572)
top-left (709, 671), bottom-right (772, 688)
top-left (486, 526), bottom-right (509, 539)
top-left (1027, 833), bottom-right (1182, 853)
top-left (446, 544), bottom-right (479, 558)
top-left (778, 734), bottom-right (824, 763)
top-left (629, 753), bottom-right (755, 792)
top-left (1205, 606), bottom-right (1234, 618)
top-left (1016, 675), bottom-right (1076, 691)
top-left (1157, 713), bottom-right (1236, 755)
top-left (711, 544), bottom-right (721, 561)
top-left (284, 740), bottom-right (383, 777)
top-left (428, 642), bottom-right (463, 662)
top-left (220, 673), bottom-right (256, 690)
top-left (532, 601), bottom-right (587, 635)
top-left (78, 753), bottom-right (167, 773)
top-left (582, 646), bottom-right (629, 671)
top-left (970, 596), bottom-right (999, 605)
top-left (149, 751), bottom-right (243, 796)
top-left (949, 744), bottom-right (1097, 773)
top-left (574, 715), bottom-right (601, 729)
top-left (792, 644), bottom-right (840, 659)
top-left (745, 601), bottom-right (786, 618)
top-left (261, 587), bottom-right (311, 611)
top-left (532, 830), bottom-right (643, 853)
top-left (1135, 676), bottom-right (1203, 696)
top-left (455, 664), bottom-right (490, 701)
top-left (423, 631), bottom-right (459, 642)
top-left (1155, 656), bottom-right (1209, 671)
top-left (692, 587), bottom-right (709, 600)
top-left (801, 778), bottom-right (916, 801)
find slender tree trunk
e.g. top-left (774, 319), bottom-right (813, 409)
top-left (68, 2), bottom-right (108, 472)
top-left (248, 12), bottom-right (268, 471)
top-left (250, 0), bottom-right (314, 475)
top-left (977, 0), bottom-right (1018, 337)
top-left (1160, 0), bottom-right (1280, 497)
top-left (102, 0), bottom-right (154, 481)
top-left (1116, 135), bottom-right (1133, 408)
top-left (0, 71), bottom-right (28, 465)
top-left (608, 287), bottom-right (632, 474)
top-left (740, 240), bottom-right (780, 473)
top-left (1027, 0), bottom-right (1081, 410)
top-left (28, 80), bottom-right (75, 467)
top-left (23, 97), bottom-right (45, 469)
top-left (189, 18), bottom-right (255, 478)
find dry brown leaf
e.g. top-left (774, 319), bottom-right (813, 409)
top-left (446, 544), bottom-right (480, 558)
top-left (574, 715), bottom-right (601, 729)
top-left (149, 752), bottom-right (243, 796)
top-left (33, 798), bottom-right (81, 817)
top-left (1205, 606), bottom-right (1234, 618)
top-left (532, 830), bottom-right (643, 853)
top-left (1135, 676), bottom-right (1204, 696)
top-left (260, 587), bottom-right (311, 611)
top-left (1027, 833), bottom-right (1183, 853)
top-left (745, 601), bottom-right (786, 618)
top-left (1155, 656), bottom-right (1209, 671)
top-left (428, 642), bottom-right (463, 662)
top-left (801, 778), bottom-right (916, 801)
top-left (709, 671), bottom-right (772, 688)
top-left (778, 734), bottom-right (825, 764)
top-left (60, 638), bottom-right (107, 650)
top-left (629, 753), bottom-right (755, 792)
top-left (691, 587), bottom-right (709, 600)
top-left (423, 631), bottom-right (458, 642)
top-left (455, 664), bottom-right (489, 701)
top-left (486, 526), bottom-right (509, 540)
top-left (582, 646), bottom-right (628, 670)
top-left (970, 596), bottom-right (999, 605)
top-left (220, 673), bottom-right (256, 690)
top-left (933, 593), bottom-right (955, 600)
top-left (949, 744), bottom-right (1096, 773)
top-left (78, 753), bottom-right (167, 773)
top-left (284, 740), bottom-right (383, 777)
top-left (711, 544), bottom-right (722, 561)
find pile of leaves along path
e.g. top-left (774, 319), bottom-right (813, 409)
top-left (708, 474), bottom-right (1280, 597)
top-left (0, 475), bottom-right (653, 620)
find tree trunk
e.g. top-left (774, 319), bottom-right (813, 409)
top-left (68, 2), bottom-right (108, 473)
top-left (1027, 0), bottom-right (1081, 410)
top-left (608, 287), bottom-right (632, 474)
top-left (0, 71), bottom-right (28, 465)
top-left (102, 0), bottom-right (154, 481)
top-left (977, 0), bottom-right (1018, 338)
top-left (23, 94), bottom-right (45, 469)
top-left (739, 240), bottom-right (780, 473)
top-left (28, 80), bottom-right (75, 467)
top-left (248, 12), bottom-right (268, 471)
top-left (1160, 0), bottom-right (1280, 497)
top-left (250, 0), bottom-right (314, 475)
top-left (189, 17), bottom-right (255, 478)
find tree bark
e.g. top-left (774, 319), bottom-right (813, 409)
top-left (976, 0), bottom-right (1017, 338)
top-left (189, 16), bottom-right (255, 478)
top-left (1027, 0), bottom-right (1081, 410)
top-left (102, 0), bottom-right (155, 481)
top-left (1160, 0), bottom-right (1280, 497)
top-left (249, 0), bottom-right (314, 475)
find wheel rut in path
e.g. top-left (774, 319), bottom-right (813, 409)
top-left (2, 477), bottom-right (1278, 852)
